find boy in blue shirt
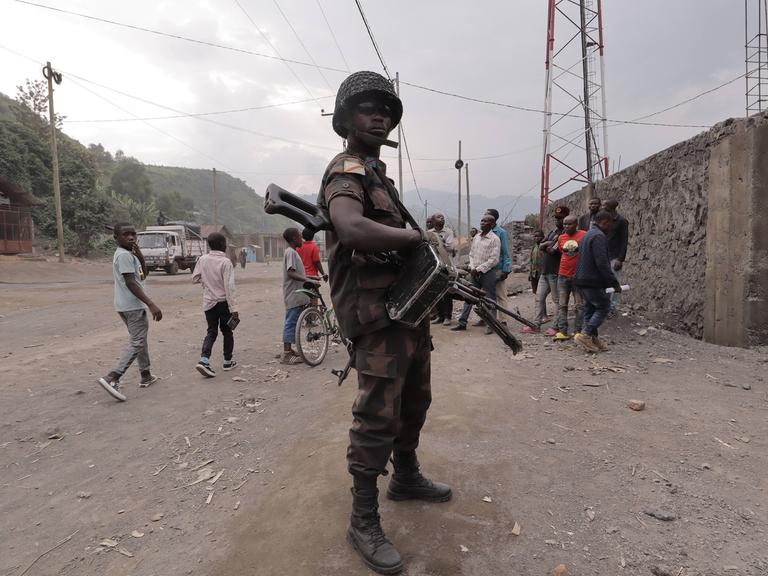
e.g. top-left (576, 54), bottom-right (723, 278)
top-left (97, 223), bottom-right (163, 401)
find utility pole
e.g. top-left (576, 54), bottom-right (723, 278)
top-left (212, 168), bottom-right (219, 226)
top-left (465, 162), bottom-right (471, 240)
top-left (43, 62), bottom-right (64, 263)
top-left (455, 141), bottom-right (463, 242)
top-left (395, 72), bottom-right (403, 199)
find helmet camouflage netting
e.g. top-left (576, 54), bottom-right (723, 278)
top-left (332, 71), bottom-right (403, 138)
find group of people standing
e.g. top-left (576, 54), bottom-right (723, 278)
top-left (426, 209), bottom-right (511, 334)
top-left (423, 196), bottom-right (629, 355)
top-left (525, 198), bottom-right (629, 352)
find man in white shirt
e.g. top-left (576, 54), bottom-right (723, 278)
top-left (451, 214), bottom-right (500, 332)
top-left (193, 233), bottom-right (239, 377)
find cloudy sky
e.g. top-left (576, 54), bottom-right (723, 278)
top-left (0, 0), bottom-right (750, 221)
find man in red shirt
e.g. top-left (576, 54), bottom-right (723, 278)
top-left (548, 214), bottom-right (585, 339)
top-left (296, 229), bottom-right (328, 280)
top-left (296, 229), bottom-right (327, 305)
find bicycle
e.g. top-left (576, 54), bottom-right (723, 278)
top-left (294, 282), bottom-right (347, 366)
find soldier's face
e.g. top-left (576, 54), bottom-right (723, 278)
top-left (350, 99), bottom-right (393, 138)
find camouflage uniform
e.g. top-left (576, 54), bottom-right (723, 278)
top-left (318, 152), bottom-right (432, 481)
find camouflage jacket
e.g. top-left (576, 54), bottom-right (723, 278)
top-left (317, 152), bottom-right (405, 340)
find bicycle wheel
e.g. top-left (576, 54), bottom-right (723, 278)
top-left (295, 307), bottom-right (329, 366)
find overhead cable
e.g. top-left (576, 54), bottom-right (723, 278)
top-left (67, 76), bottom-right (233, 171)
top-left (12, 2), bottom-right (743, 129)
top-left (352, 0), bottom-right (391, 80)
top-left (315, 0), bottom-right (351, 72)
top-left (65, 95), bottom-right (333, 123)
top-left (232, 0), bottom-right (318, 100)
top-left (64, 71), bottom-right (340, 152)
top-left (270, 0), bottom-right (334, 89)
top-left (13, 0), bottom-right (348, 74)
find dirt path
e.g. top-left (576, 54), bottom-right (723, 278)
top-left (1, 258), bottom-right (766, 576)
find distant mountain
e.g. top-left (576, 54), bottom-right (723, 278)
top-left (145, 166), bottom-right (290, 234)
top-left (401, 187), bottom-right (540, 228)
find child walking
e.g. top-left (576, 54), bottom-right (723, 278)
top-left (98, 223), bottom-right (162, 402)
top-left (281, 228), bottom-right (318, 364)
top-left (193, 232), bottom-right (239, 377)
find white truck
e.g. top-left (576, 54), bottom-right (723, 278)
top-left (137, 224), bottom-right (207, 274)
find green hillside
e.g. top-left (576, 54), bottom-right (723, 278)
top-left (145, 166), bottom-right (289, 234)
top-left (0, 86), bottom-right (288, 256)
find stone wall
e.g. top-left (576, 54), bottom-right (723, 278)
top-left (544, 112), bottom-right (768, 346)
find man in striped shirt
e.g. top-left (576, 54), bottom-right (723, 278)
top-left (451, 213), bottom-right (501, 333)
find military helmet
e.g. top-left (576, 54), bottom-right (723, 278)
top-left (332, 71), bottom-right (403, 138)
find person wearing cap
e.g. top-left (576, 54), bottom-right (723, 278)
top-left (317, 71), bottom-right (451, 575)
top-left (523, 205), bottom-right (569, 335)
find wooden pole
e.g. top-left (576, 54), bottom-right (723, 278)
top-left (465, 162), bottom-right (471, 241)
top-left (44, 62), bottom-right (65, 263)
top-left (457, 140), bottom-right (462, 242)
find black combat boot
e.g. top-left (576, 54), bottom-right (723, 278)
top-left (386, 452), bottom-right (452, 502)
top-left (347, 484), bottom-right (403, 575)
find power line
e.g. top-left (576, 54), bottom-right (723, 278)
top-left (270, 0), bottom-right (334, 90)
top-left (232, 0), bottom-right (318, 100)
top-left (13, 0), bottom-right (348, 74)
top-left (353, 0), bottom-right (391, 80)
top-left (315, 0), bottom-right (350, 72)
top-left (399, 122), bottom-right (423, 204)
top-left (13, 1), bottom-right (744, 130)
top-left (0, 43), bottom-right (542, 163)
top-left (350, 0), bottom-right (423, 205)
top-left (626, 72), bottom-right (748, 123)
top-left (399, 79), bottom-right (731, 129)
top-left (65, 95), bottom-right (333, 123)
top-left (64, 71), bottom-right (340, 152)
top-left (66, 76), bottom-right (234, 171)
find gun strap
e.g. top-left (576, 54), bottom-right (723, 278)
top-left (371, 165), bottom-right (423, 235)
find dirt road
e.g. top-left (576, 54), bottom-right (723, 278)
top-left (1, 257), bottom-right (766, 576)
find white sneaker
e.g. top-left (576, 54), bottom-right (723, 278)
top-left (98, 377), bottom-right (126, 402)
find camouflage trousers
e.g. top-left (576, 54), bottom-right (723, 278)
top-left (347, 322), bottom-right (432, 480)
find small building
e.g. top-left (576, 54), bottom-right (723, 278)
top-left (0, 176), bottom-right (41, 255)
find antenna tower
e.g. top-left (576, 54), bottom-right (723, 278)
top-left (746, 0), bottom-right (768, 115)
top-left (540, 0), bottom-right (609, 225)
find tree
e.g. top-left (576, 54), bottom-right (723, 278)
top-left (88, 143), bottom-right (114, 174)
top-left (14, 79), bottom-right (64, 129)
top-left (110, 191), bottom-right (158, 230)
top-left (111, 158), bottom-right (153, 203)
top-left (156, 190), bottom-right (194, 220)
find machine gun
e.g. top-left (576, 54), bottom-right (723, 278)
top-left (264, 183), bottom-right (533, 379)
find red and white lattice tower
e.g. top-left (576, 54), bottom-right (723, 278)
top-left (540, 0), bottom-right (609, 225)
top-left (746, 0), bottom-right (768, 115)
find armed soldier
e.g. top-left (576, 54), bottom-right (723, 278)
top-left (317, 71), bottom-right (451, 574)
